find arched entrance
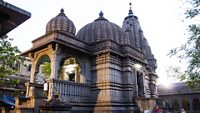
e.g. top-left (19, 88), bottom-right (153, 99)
top-left (59, 57), bottom-right (82, 83)
top-left (35, 55), bottom-right (51, 84)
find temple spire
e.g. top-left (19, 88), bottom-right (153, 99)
top-left (128, 2), bottom-right (133, 15)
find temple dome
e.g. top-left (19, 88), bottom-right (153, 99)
top-left (76, 11), bottom-right (129, 45)
top-left (46, 9), bottom-right (76, 35)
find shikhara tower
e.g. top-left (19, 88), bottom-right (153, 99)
top-left (21, 3), bottom-right (158, 112)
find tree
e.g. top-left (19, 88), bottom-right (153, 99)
top-left (169, 0), bottom-right (200, 88)
top-left (0, 35), bottom-right (24, 84)
top-left (42, 62), bottom-right (51, 78)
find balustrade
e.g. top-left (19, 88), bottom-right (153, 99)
top-left (49, 78), bottom-right (90, 102)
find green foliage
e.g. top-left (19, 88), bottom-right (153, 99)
top-left (0, 35), bottom-right (24, 84)
top-left (185, 0), bottom-right (200, 18)
top-left (169, 0), bottom-right (200, 88)
top-left (42, 62), bottom-right (51, 78)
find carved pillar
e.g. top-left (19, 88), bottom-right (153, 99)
top-left (28, 53), bottom-right (36, 83)
top-left (48, 78), bottom-right (53, 99)
top-left (30, 61), bottom-right (36, 83)
top-left (122, 58), bottom-right (134, 101)
top-left (132, 69), bottom-right (138, 98)
top-left (49, 44), bottom-right (60, 79)
top-left (122, 66), bottom-right (133, 101)
top-left (50, 51), bottom-right (57, 78)
top-left (27, 53), bottom-right (36, 97)
top-left (48, 44), bottom-right (61, 100)
top-left (136, 71), bottom-right (144, 97)
top-left (149, 73), bottom-right (157, 97)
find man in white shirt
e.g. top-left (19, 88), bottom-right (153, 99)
top-left (144, 108), bottom-right (150, 113)
top-left (181, 109), bottom-right (186, 113)
top-left (43, 81), bottom-right (48, 98)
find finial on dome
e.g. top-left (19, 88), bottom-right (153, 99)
top-left (99, 11), bottom-right (104, 17)
top-left (128, 2), bottom-right (133, 15)
top-left (61, 8), bottom-right (64, 13)
top-left (58, 8), bottom-right (65, 16)
top-left (94, 10), bottom-right (108, 21)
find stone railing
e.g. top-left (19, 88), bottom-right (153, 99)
top-left (48, 79), bottom-right (91, 102)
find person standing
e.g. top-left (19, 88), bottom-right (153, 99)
top-left (152, 106), bottom-right (161, 113)
top-left (43, 80), bottom-right (48, 98)
top-left (144, 108), bottom-right (150, 113)
top-left (181, 108), bottom-right (186, 113)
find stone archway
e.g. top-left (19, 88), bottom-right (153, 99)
top-left (58, 57), bottom-right (83, 83)
top-left (35, 55), bottom-right (51, 84)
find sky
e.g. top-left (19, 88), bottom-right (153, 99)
top-left (5, 0), bottom-right (188, 85)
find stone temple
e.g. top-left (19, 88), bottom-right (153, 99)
top-left (18, 4), bottom-right (158, 113)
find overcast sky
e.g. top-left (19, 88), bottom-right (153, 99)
top-left (5, 0), bottom-right (188, 85)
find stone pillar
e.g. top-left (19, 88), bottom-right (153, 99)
top-left (149, 72), bottom-right (158, 98)
top-left (122, 67), bottom-right (133, 101)
top-left (27, 54), bottom-right (37, 97)
top-left (136, 71), bottom-right (144, 97)
top-left (30, 61), bottom-right (36, 83)
top-left (132, 69), bottom-right (138, 97)
top-left (122, 58), bottom-right (134, 101)
top-left (178, 98), bottom-right (182, 110)
top-left (49, 44), bottom-right (60, 79)
top-left (50, 51), bottom-right (58, 79)
top-left (189, 98), bottom-right (193, 112)
top-left (47, 78), bottom-right (53, 99)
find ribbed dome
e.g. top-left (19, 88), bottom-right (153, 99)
top-left (76, 11), bottom-right (129, 45)
top-left (46, 9), bottom-right (76, 35)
